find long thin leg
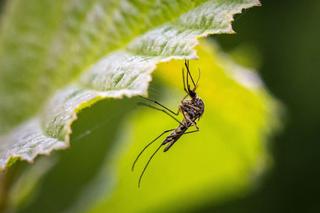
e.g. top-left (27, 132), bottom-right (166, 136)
top-left (138, 143), bottom-right (163, 188)
top-left (138, 128), bottom-right (200, 187)
top-left (163, 128), bottom-right (200, 152)
top-left (181, 94), bottom-right (188, 102)
top-left (137, 102), bottom-right (183, 126)
top-left (139, 96), bottom-right (179, 115)
top-left (184, 128), bottom-right (199, 134)
top-left (132, 128), bottom-right (175, 172)
top-left (181, 110), bottom-right (198, 129)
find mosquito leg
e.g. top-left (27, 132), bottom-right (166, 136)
top-left (138, 96), bottom-right (179, 115)
top-left (193, 122), bottom-right (199, 130)
top-left (163, 128), bottom-right (200, 152)
top-left (137, 102), bottom-right (183, 126)
top-left (138, 143), bottom-right (163, 188)
top-left (181, 110), bottom-right (197, 127)
top-left (184, 128), bottom-right (199, 134)
top-left (137, 128), bottom-right (199, 187)
top-left (181, 94), bottom-right (188, 101)
top-left (132, 128), bottom-right (175, 172)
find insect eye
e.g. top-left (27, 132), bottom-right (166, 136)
top-left (189, 90), bottom-right (196, 97)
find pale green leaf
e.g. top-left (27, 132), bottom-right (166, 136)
top-left (85, 41), bottom-right (279, 213)
top-left (0, 0), bottom-right (260, 170)
top-left (12, 41), bottom-right (279, 213)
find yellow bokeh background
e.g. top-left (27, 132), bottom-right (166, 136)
top-left (89, 40), bottom-right (278, 213)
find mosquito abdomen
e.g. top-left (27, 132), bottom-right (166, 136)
top-left (162, 124), bottom-right (188, 152)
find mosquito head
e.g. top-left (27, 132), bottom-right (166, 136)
top-left (188, 88), bottom-right (196, 98)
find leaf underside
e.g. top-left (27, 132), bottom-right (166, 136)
top-left (13, 41), bottom-right (278, 213)
top-left (0, 0), bottom-right (260, 170)
top-left (85, 41), bottom-right (278, 213)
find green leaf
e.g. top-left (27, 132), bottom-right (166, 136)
top-left (82, 41), bottom-right (279, 213)
top-left (10, 41), bottom-right (279, 213)
top-left (0, 0), bottom-right (260, 170)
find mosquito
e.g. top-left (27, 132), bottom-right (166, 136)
top-left (132, 60), bottom-right (205, 187)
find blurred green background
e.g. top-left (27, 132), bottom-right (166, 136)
top-left (203, 0), bottom-right (320, 212)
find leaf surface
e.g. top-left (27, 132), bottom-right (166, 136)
top-left (87, 41), bottom-right (278, 213)
top-left (0, 0), bottom-right (260, 170)
top-left (14, 41), bottom-right (278, 213)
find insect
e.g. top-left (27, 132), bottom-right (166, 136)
top-left (132, 60), bottom-right (205, 187)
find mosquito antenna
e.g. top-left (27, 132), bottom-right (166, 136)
top-left (195, 68), bottom-right (201, 88)
top-left (184, 60), bottom-right (196, 89)
top-left (138, 143), bottom-right (163, 188)
top-left (186, 64), bottom-right (190, 91)
top-left (182, 68), bottom-right (188, 93)
top-left (132, 128), bottom-right (174, 171)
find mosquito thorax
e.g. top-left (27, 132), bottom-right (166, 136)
top-left (180, 95), bottom-right (204, 121)
top-left (193, 96), bottom-right (204, 115)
